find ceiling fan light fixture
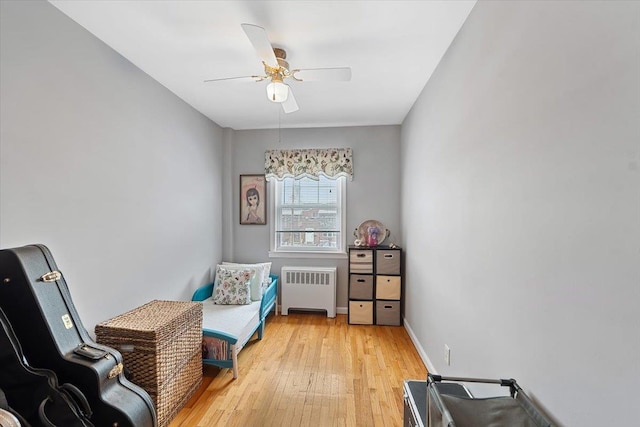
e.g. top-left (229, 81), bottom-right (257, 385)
top-left (266, 80), bottom-right (289, 103)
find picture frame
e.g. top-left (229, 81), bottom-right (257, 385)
top-left (239, 174), bottom-right (267, 225)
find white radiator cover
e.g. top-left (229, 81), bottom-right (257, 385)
top-left (281, 266), bottom-right (337, 318)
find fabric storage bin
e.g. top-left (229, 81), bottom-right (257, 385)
top-left (349, 301), bottom-right (373, 324)
top-left (349, 274), bottom-right (374, 299)
top-left (376, 249), bottom-right (401, 274)
top-left (376, 300), bottom-right (401, 326)
top-left (349, 249), bottom-right (373, 274)
top-left (427, 374), bottom-right (553, 427)
top-left (404, 380), bottom-right (473, 427)
top-left (95, 300), bottom-right (203, 427)
top-left (376, 275), bottom-right (402, 300)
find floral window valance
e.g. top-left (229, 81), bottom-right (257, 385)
top-left (265, 148), bottom-right (353, 181)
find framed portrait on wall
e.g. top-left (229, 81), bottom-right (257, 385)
top-left (240, 174), bottom-right (267, 225)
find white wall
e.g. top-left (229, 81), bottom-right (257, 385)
top-left (0, 1), bottom-right (224, 330)
top-left (225, 125), bottom-right (401, 310)
top-left (401, 1), bottom-right (640, 426)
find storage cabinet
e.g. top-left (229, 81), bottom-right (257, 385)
top-left (95, 300), bottom-right (203, 427)
top-left (348, 245), bottom-right (403, 325)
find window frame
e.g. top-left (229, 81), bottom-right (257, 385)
top-left (268, 176), bottom-right (347, 259)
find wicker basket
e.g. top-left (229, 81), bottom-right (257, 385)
top-left (95, 300), bottom-right (203, 427)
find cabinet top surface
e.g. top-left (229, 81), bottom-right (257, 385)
top-left (349, 245), bottom-right (401, 250)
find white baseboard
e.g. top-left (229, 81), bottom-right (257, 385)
top-left (403, 317), bottom-right (437, 374)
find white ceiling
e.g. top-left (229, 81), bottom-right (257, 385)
top-left (49, 1), bottom-right (476, 130)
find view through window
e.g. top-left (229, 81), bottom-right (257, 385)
top-left (273, 176), bottom-right (345, 252)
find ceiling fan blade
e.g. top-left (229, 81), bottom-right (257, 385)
top-left (282, 86), bottom-right (299, 114)
top-left (292, 67), bottom-right (352, 82)
top-left (241, 23), bottom-right (278, 68)
top-left (203, 75), bottom-right (263, 83)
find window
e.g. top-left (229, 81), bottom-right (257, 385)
top-left (270, 175), bottom-right (346, 255)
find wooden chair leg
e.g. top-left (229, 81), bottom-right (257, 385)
top-left (231, 345), bottom-right (239, 379)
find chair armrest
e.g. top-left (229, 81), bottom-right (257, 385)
top-left (260, 275), bottom-right (278, 318)
top-left (192, 282), bottom-right (214, 302)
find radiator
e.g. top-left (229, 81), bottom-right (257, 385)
top-left (281, 266), bottom-right (337, 318)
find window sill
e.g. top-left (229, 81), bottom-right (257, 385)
top-left (268, 251), bottom-right (348, 260)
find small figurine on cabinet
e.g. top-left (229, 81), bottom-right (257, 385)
top-left (353, 229), bottom-right (361, 246)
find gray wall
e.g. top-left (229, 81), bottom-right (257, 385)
top-left (225, 125), bottom-right (401, 311)
top-left (0, 1), bottom-right (224, 330)
top-left (401, 1), bottom-right (639, 426)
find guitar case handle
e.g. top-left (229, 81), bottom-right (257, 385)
top-left (73, 344), bottom-right (108, 360)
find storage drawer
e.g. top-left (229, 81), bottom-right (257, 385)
top-left (376, 275), bottom-right (401, 300)
top-left (350, 249), bottom-right (373, 273)
top-left (376, 249), bottom-right (401, 274)
top-left (376, 300), bottom-right (401, 326)
top-left (349, 301), bottom-right (373, 325)
top-left (350, 263), bottom-right (373, 274)
top-left (349, 275), bottom-right (374, 299)
top-left (350, 249), bottom-right (373, 263)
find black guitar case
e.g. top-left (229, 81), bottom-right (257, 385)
top-left (0, 244), bottom-right (157, 427)
top-left (1, 306), bottom-right (94, 427)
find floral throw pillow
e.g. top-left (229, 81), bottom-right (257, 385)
top-left (213, 267), bottom-right (254, 305)
top-left (221, 262), bottom-right (272, 301)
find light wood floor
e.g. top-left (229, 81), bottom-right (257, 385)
top-left (169, 311), bottom-right (427, 427)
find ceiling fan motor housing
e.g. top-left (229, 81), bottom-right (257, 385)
top-left (274, 48), bottom-right (289, 72)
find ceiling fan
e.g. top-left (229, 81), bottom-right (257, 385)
top-left (204, 24), bottom-right (352, 114)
